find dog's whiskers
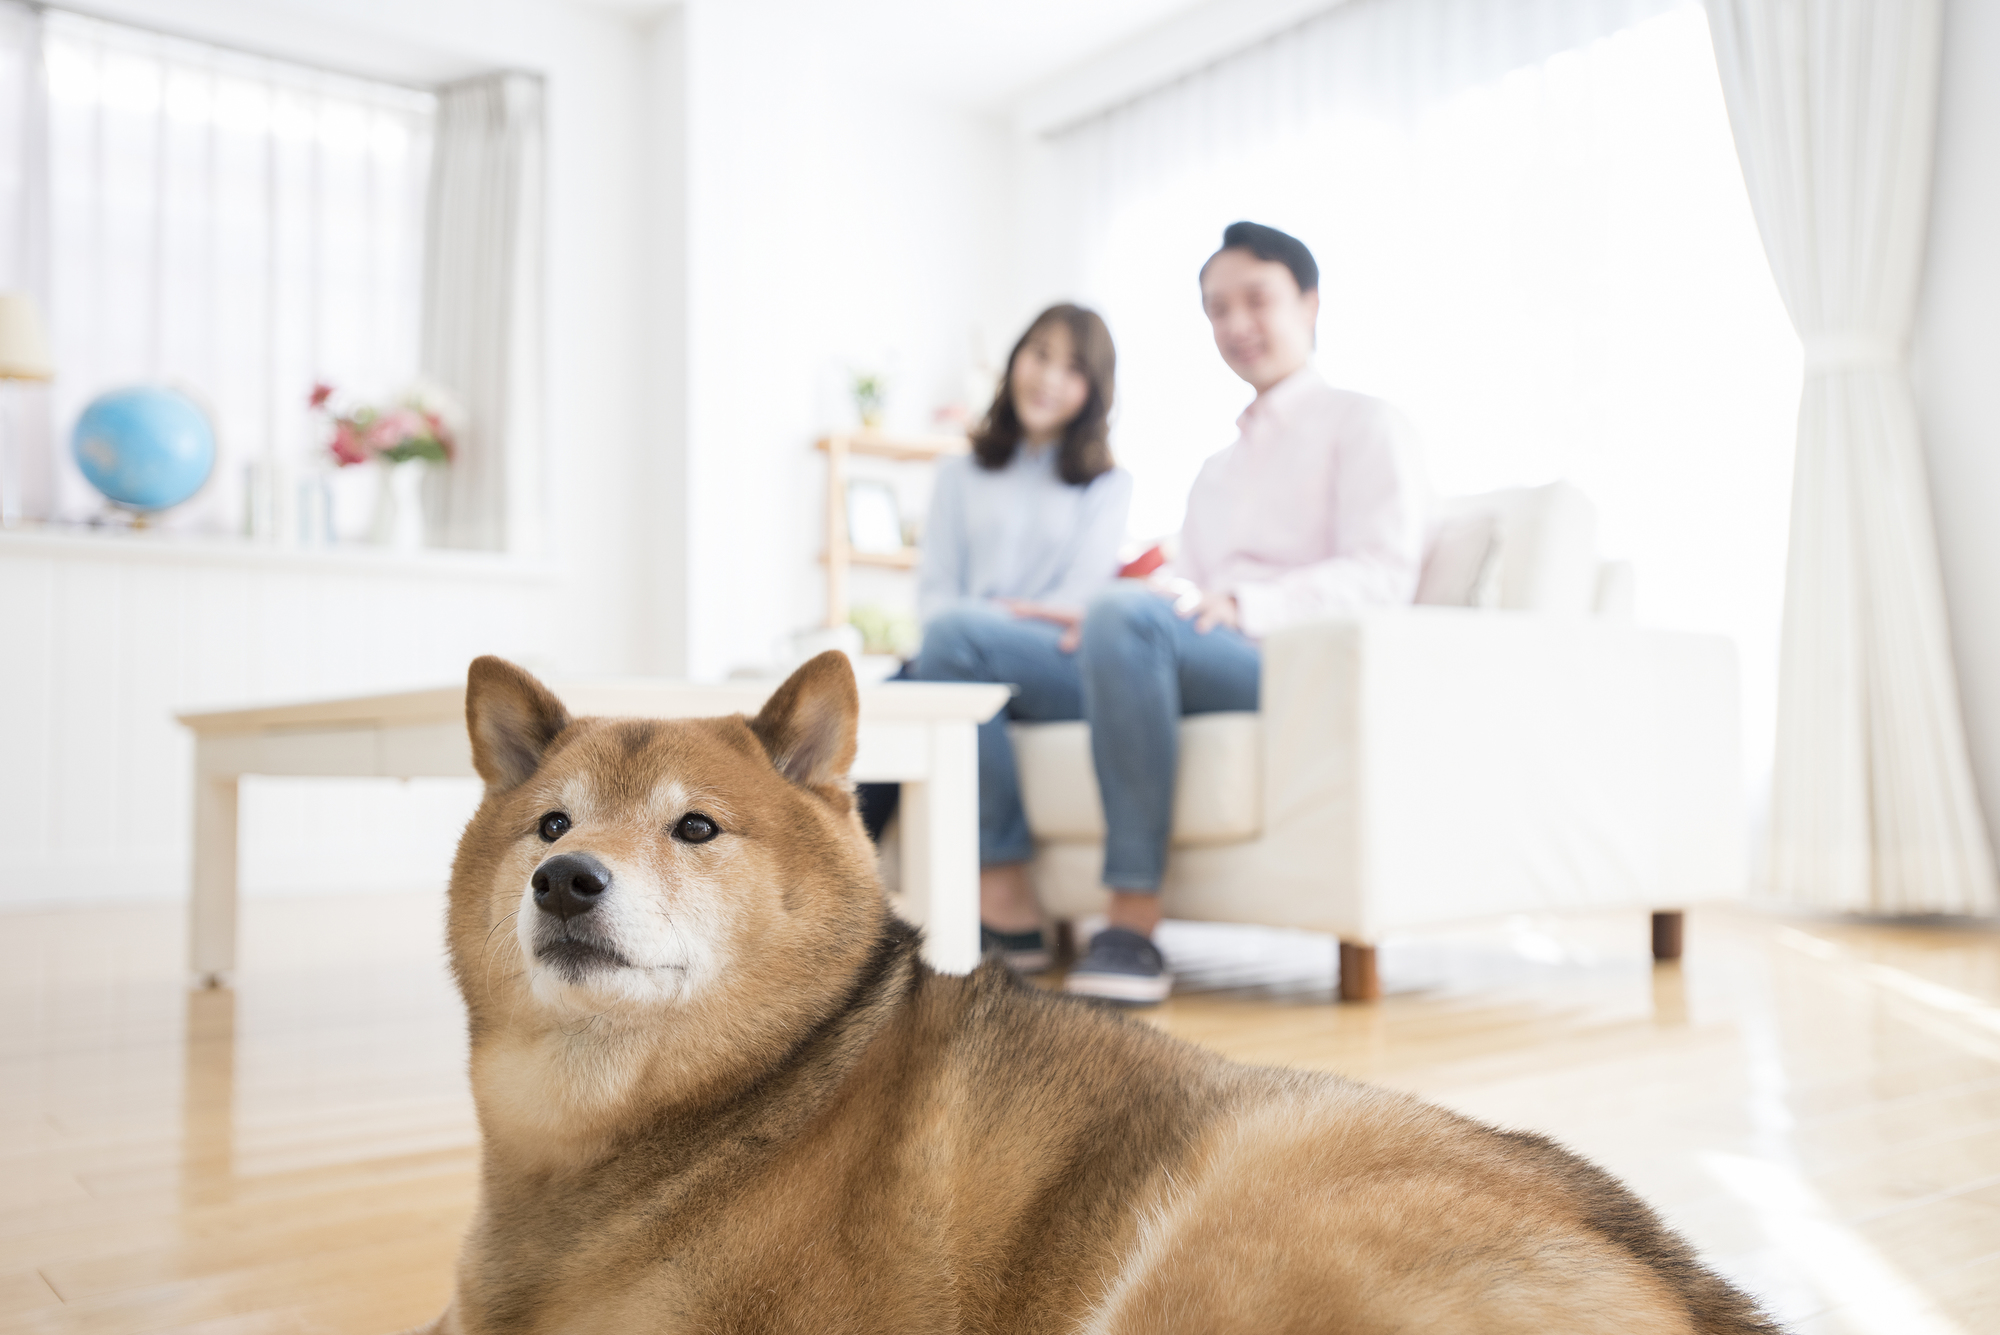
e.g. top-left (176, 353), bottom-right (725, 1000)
top-left (484, 909), bottom-right (519, 950)
top-left (480, 908), bottom-right (523, 993)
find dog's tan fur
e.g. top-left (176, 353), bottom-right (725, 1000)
top-left (420, 652), bottom-right (1782, 1334)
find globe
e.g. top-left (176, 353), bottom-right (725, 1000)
top-left (71, 386), bottom-right (217, 513)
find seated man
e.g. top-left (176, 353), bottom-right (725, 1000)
top-left (1012, 221), bottom-right (1427, 1003)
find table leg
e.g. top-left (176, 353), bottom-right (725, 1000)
top-left (900, 721), bottom-right (980, 974)
top-left (190, 772), bottom-right (239, 988)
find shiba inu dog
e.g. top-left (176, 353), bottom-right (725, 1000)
top-left (416, 651), bottom-right (1781, 1334)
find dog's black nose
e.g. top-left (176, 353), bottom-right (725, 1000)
top-left (532, 852), bottom-right (611, 921)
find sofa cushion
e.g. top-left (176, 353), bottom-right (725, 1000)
top-left (1415, 507), bottom-right (1501, 606)
top-left (1496, 481), bottom-right (1599, 614)
top-left (1426, 482), bottom-right (1599, 615)
top-left (1012, 713), bottom-right (1262, 846)
top-left (1593, 559), bottom-right (1636, 620)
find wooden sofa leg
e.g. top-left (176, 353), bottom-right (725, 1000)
top-left (1338, 941), bottom-right (1381, 1002)
top-left (1651, 911), bottom-right (1684, 962)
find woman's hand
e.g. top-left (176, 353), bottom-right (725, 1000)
top-left (998, 599), bottom-right (1084, 652)
top-left (1180, 588), bottom-right (1241, 634)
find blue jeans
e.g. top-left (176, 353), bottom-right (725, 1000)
top-left (914, 604), bottom-right (1083, 867)
top-left (913, 588), bottom-right (1261, 891)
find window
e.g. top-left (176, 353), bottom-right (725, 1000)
top-left (35, 11), bottom-right (433, 535)
top-left (1050, 3), bottom-right (1798, 787)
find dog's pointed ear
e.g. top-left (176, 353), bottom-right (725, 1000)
top-left (750, 650), bottom-right (859, 793)
top-left (466, 656), bottom-right (571, 791)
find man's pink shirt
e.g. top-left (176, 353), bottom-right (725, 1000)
top-left (1175, 367), bottom-right (1428, 639)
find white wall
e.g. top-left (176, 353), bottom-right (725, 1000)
top-left (678, 0), bottom-right (1013, 679)
top-left (0, 533), bottom-right (547, 906)
top-left (637, 8), bottom-right (690, 677)
top-left (1914, 0), bottom-right (2000, 863)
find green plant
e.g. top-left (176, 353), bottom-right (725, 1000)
top-left (851, 371), bottom-right (887, 427)
top-left (849, 603), bottom-right (919, 657)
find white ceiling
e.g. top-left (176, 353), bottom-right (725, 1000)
top-left (569, 0), bottom-right (1215, 111)
top-left (801, 0), bottom-right (1214, 108)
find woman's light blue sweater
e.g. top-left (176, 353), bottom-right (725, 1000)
top-left (917, 443), bottom-right (1133, 625)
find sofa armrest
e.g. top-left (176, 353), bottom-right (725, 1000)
top-left (1255, 608), bottom-right (1743, 938)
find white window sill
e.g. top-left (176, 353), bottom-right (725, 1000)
top-left (0, 523), bottom-right (558, 582)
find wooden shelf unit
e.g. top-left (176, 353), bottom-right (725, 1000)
top-left (818, 431), bottom-right (967, 627)
top-left (849, 548), bottom-right (922, 570)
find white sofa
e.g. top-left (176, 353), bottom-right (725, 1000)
top-left (1012, 482), bottom-right (1744, 997)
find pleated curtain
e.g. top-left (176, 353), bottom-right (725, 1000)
top-left (1045, 0), bottom-right (1683, 303)
top-left (421, 72), bottom-right (545, 554)
top-left (0, 0), bottom-right (48, 524)
top-left (1705, 0), bottom-right (1997, 913)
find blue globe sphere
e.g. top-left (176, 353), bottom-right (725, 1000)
top-left (71, 387), bottom-right (217, 513)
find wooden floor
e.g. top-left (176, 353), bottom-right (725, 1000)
top-left (4, 897), bottom-right (1999, 1334)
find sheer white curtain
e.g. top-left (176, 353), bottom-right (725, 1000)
top-left (0, 4), bottom-right (42, 285)
top-left (0, 0), bottom-right (49, 518)
top-left (421, 73), bottom-right (545, 555)
top-left (1036, 0), bottom-right (1799, 796)
top-left (33, 11), bottom-right (432, 533)
top-left (1706, 0), bottom-right (1995, 914)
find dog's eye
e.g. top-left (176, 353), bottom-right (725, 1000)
top-left (673, 813), bottom-right (719, 844)
top-left (538, 811), bottom-right (571, 842)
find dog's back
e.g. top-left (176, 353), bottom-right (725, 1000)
top-left (427, 654), bottom-right (1780, 1334)
top-left (895, 951), bottom-right (1773, 1335)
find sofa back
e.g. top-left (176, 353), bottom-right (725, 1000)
top-left (1417, 481), bottom-right (1625, 617)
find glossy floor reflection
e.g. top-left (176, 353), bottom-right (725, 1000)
top-left (3, 895), bottom-right (476, 1335)
top-left (3, 897), bottom-right (1997, 1333)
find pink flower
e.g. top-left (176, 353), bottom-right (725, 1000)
top-left (364, 408), bottom-right (420, 452)
top-left (422, 410), bottom-right (457, 460)
top-left (330, 420), bottom-right (369, 466)
top-left (316, 384), bottom-right (460, 468)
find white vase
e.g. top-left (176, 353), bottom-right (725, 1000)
top-left (368, 460), bottom-right (428, 552)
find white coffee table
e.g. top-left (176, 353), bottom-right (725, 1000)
top-left (176, 678), bottom-right (1010, 987)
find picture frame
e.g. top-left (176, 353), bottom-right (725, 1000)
top-left (845, 478), bottom-right (904, 555)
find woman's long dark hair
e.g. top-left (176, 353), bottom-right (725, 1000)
top-left (970, 304), bottom-right (1116, 486)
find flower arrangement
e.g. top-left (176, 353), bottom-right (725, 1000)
top-left (310, 379), bottom-right (462, 467)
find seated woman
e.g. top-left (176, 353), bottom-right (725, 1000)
top-left (910, 304), bottom-right (1131, 974)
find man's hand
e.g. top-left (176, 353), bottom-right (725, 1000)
top-left (999, 599), bottom-right (1084, 652)
top-left (1181, 589), bottom-right (1241, 635)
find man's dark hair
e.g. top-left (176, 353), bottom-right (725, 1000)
top-left (1201, 221), bottom-right (1318, 294)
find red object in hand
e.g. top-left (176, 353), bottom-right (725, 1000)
top-left (1119, 545), bottom-right (1166, 579)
